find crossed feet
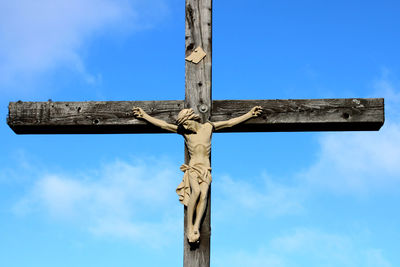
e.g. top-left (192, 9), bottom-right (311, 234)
top-left (188, 228), bottom-right (200, 243)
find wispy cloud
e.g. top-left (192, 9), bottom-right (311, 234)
top-left (301, 72), bottom-right (400, 196)
top-left (213, 173), bottom-right (305, 220)
top-left (214, 228), bottom-right (392, 267)
top-left (13, 158), bottom-right (181, 247)
top-left (0, 0), bottom-right (168, 89)
top-left (372, 68), bottom-right (400, 116)
top-left (271, 228), bottom-right (392, 267)
top-left (303, 124), bottom-right (400, 195)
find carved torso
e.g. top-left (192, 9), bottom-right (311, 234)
top-left (183, 122), bottom-right (213, 167)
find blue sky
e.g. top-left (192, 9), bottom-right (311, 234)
top-left (1, 0), bottom-right (400, 266)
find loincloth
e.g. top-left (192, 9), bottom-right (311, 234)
top-left (176, 163), bottom-right (212, 206)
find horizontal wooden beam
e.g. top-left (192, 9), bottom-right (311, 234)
top-left (8, 98), bottom-right (384, 134)
top-left (8, 100), bottom-right (184, 134)
top-left (212, 98), bottom-right (384, 132)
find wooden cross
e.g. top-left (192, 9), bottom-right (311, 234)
top-left (7, 1), bottom-right (384, 266)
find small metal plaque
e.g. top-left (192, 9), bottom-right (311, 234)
top-left (185, 47), bottom-right (207, 64)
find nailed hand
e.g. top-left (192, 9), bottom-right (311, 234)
top-left (251, 106), bottom-right (263, 117)
top-left (132, 107), bottom-right (145, 119)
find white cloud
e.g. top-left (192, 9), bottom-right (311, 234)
top-left (0, 0), bottom-right (168, 88)
top-left (301, 73), bottom-right (400, 195)
top-left (214, 248), bottom-right (286, 267)
top-left (12, 156), bottom-right (309, 247)
top-left (271, 228), bottom-right (352, 256)
top-left (303, 123), bottom-right (400, 195)
top-left (14, 158), bottom-right (182, 247)
top-left (89, 217), bottom-right (181, 247)
top-left (214, 228), bottom-right (393, 267)
top-left (364, 249), bottom-right (393, 267)
top-left (213, 173), bottom-right (305, 219)
top-left (270, 228), bottom-right (392, 267)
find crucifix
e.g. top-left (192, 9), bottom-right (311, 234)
top-left (7, 0), bottom-right (384, 266)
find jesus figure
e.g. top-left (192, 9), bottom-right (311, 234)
top-left (132, 106), bottom-right (263, 243)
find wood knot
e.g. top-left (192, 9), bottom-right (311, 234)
top-left (186, 43), bottom-right (195, 52)
top-left (342, 112), bottom-right (350, 119)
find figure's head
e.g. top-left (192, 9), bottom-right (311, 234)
top-left (176, 108), bottom-right (201, 133)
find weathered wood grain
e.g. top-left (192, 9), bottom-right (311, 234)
top-left (8, 98), bottom-right (384, 134)
top-left (212, 98), bottom-right (384, 132)
top-left (8, 100), bottom-right (184, 134)
top-left (184, 0), bottom-right (212, 266)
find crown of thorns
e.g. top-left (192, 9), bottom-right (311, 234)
top-left (176, 108), bottom-right (201, 125)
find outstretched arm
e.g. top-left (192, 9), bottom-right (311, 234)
top-left (132, 107), bottom-right (178, 133)
top-left (212, 106), bottom-right (263, 131)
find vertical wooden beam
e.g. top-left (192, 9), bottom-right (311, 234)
top-left (185, 0), bottom-right (212, 118)
top-left (184, 0), bottom-right (212, 267)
